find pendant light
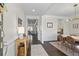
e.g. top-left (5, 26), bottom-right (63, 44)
top-left (72, 4), bottom-right (79, 20)
top-left (67, 4), bottom-right (79, 22)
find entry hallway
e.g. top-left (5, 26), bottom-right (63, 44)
top-left (1, 3), bottom-right (79, 56)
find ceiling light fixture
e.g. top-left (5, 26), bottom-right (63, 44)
top-left (72, 4), bottom-right (78, 20)
top-left (67, 4), bottom-right (79, 22)
top-left (71, 4), bottom-right (79, 20)
top-left (32, 9), bottom-right (36, 12)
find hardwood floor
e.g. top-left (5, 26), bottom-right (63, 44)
top-left (42, 41), bottom-right (66, 56)
top-left (27, 33), bottom-right (66, 56)
top-left (32, 34), bottom-right (39, 44)
top-left (27, 40), bottom-right (66, 56)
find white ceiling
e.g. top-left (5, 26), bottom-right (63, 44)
top-left (19, 3), bottom-right (51, 16)
top-left (19, 3), bottom-right (79, 17)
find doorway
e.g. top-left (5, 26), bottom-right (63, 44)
top-left (28, 19), bottom-right (38, 44)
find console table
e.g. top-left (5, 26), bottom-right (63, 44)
top-left (16, 37), bottom-right (29, 56)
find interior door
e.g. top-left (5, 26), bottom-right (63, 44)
top-left (0, 14), bottom-right (3, 56)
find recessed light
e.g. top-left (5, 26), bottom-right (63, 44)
top-left (66, 19), bottom-right (69, 22)
top-left (32, 9), bottom-right (35, 12)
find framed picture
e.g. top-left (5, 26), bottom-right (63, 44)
top-left (18, 18), bottom-right (22, 27)
top-left (47, 22), bottom-right (53, 28)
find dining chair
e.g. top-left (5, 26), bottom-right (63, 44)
top-left (65, 36), bottom-right (75, 55)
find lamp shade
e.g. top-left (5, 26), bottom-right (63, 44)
top-left (17, 27), bottom-right (24, 34)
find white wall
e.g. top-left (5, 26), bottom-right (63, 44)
top-left (57, 18), bottom-right (79, 35)
top-left (58, 19), bottom-right (70, 35)
top-left (68, 20), bottom-right (79, 35)
top-left (63, 20), bottom-right (70, 35)
top-left (58, 18), bottom-right (79, 35)
top-left (3, 3), bottom-right (26, 56)
top-left (37, 16), bottom-right (42, 41)
top-left (41, 15), bottom-right (58, 43)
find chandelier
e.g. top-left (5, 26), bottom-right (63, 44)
top-left (71, 4), bottom-right (79, 20)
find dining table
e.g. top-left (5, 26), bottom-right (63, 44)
top-left (70, 36), bottom-right (79, 42)
top-left (61, 34), bottom-right (68, 37)
top-left (61, 34), bottom-right (79, 42)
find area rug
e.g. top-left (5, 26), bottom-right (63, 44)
top-left (31, 44), bottom-right (48, 56)
top-left (49, 42), bottom-right (78, 56)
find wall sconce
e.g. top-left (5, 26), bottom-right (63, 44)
top-left (0, 3), bottom-right (5, 14)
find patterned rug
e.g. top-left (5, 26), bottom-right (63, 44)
top-left (49, 42), bottom-right (79, 56)
top-left (31, 44), bottom-right (48, 56)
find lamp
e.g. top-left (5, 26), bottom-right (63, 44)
top-left (17, 27), bottom-right (24, 34)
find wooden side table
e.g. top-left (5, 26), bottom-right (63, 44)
top-left (16, 37), bottom-right (28, 56)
